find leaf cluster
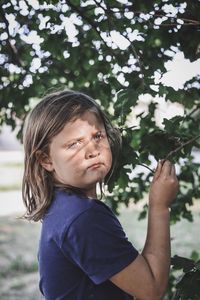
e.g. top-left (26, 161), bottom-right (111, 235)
top-left (170, 253), bottom-right (200, 300)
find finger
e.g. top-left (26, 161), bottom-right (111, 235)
top-left (170, 164), bottom-right (176, 177)
top-left (161, 160), bottom-right (172, 176)
top-left (160, 159), bottom-right (165, 166)
top-left (153, 161), bottom-right (162, 180)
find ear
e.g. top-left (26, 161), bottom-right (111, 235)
top-left (36, 151), bottom-right (54, 172)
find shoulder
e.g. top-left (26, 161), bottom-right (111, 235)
top-left (52, 188), bottom-right (113, 217)
top-left (44, 189), bottom-right (97, 223)
top-left (65, 197), bottom-right (125, 241)
top-left (42, 189), bottom-right (115, 240)
top-left (53, 189), bottom-right (110, 216)
top-left (40, 190), bottom-right (96, 246)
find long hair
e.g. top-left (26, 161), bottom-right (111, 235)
top-left (22, 90), bottom-right (121, 221)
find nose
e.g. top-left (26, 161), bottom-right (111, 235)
top-left (85, 140), bottom-right (100, 159)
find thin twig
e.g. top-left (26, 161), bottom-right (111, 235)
top-left (65, 0), bottom-right (118, 59)
top-left (106, 6), bottom-right (200, 26)
top-left (153, 13), bottom-right (200, 25)
top-left (165, 134), bottom-right (200, 160)
top-left (156, 23), bottom-right (199, 27)
top-left (187, 105), bottom-right (200, 118)
top-left (65, 0), bottom-right (101, 37)
top-left (105, 5), bottom-right (200, 27)
top-left (138, 163), bottom-right (155, 173)
top-left (119, 125), bottom-right (139, 132)
top-left (138, 134), bottom-right (200, 174)
top-left (105, 3), bottom-right (145, 81)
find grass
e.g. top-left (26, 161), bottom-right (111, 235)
top-left (10, 256), bottom-right (38, 274)
top-left (0, 215), bottom-right (41, 299)
top-left (0, 162), bottom-right (23, 168)
top-left (0, 161), bottom-right (23, 191)
top-left (0, 258), bottom-right (38, 279)
top-left (0, 183), bottom-right (22, 192)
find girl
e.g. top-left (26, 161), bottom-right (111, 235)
top-left (22, 90), bottom-right (179, 300)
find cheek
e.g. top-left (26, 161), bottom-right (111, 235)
top-left (106, 146), bottom-right (113, 169)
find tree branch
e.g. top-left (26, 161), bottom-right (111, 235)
top-left (187, 105), bottom-right (200, 119)
top-left (153, 13), bottom-right (200, 26)
top-left (138, 163), bottom-right (154, 173)
top-left (119, 125), bottom-right (139, 132)
top-left (137, 134), bottom-right (200, 174)
top-left (65, 0), bottom-right (122, 62)
top-left (104, 5), bottom-right (200, 27)
top-left (165, 134), bottom-right (200, 160)
top-left (94, 1), bottom-right (145, 82)
top-left (65, 0), bottom-right (103, 43)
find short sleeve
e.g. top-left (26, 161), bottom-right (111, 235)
top-left (61, 203), bottom-right (138, 284)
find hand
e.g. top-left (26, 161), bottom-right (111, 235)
top-left (149, 160), bottom-right (179, 210)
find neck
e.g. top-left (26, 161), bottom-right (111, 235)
top-left (84, 184), bottom-right (98, 199)
top-left (86, 190), bottom-right (97, 199)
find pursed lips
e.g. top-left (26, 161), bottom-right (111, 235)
top-left (87, 162), bottom-right (104, 169)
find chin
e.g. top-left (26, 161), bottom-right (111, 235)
top-left (86, 176), bottom-right (104, 188)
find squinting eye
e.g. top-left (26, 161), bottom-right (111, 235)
top-left (94, 132), bottom-right (104, 141)
top-left (68, 140), bottom-right (82, 149)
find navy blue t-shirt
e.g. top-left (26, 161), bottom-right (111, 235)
top-left (38, 189), bottom-right (138, 300)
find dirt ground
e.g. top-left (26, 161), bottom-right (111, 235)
top-left (0, 215), bottom-right (43, 300)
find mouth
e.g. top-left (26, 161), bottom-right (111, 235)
top-left (88, 162), bottom-right (103, 170)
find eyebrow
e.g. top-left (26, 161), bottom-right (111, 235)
top-left (61, 137), bottom-right (83, 148)
top-left (62, 130), bottom-right (106, 147)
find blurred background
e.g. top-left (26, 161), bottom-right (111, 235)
top-left (0, 127), bottom-right (42, 300)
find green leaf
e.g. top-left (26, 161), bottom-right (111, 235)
top-left (171, 255), bottom-right (195, 272)
top-left (195, 260), bottom-right (200, 270)
top-left (114, 89), bottom-right (139, 124)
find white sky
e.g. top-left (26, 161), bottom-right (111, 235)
top-left (161, 53), bottom-right (200, 90)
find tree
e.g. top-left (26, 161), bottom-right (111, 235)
top-left (0, 0), bottom-right (200, 298)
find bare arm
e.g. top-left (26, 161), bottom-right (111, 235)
top-left (110, 160), bottom-right (179, 300)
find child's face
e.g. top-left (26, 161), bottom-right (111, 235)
top-left (42, 111), bottom-right (112, 198)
